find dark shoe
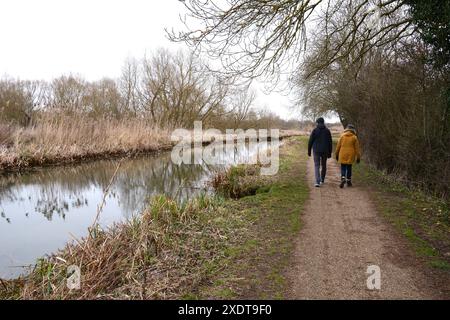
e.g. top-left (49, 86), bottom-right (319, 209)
top-left (340, 178), bottom-right (346, 189)
top-left (347, 180), bottom-right (353, 187)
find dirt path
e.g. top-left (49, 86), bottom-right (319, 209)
top-left (286, 157), bottom-right (447, 300)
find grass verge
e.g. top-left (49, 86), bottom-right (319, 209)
top-left (354, 162), bottom-right (450, 271)
top-left (195, 137), bottom-right (309, 299)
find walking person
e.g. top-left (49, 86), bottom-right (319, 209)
top-left (308, 117), bottom-right (333, 188)
top-left (335, 124), bottom-right (361, 188)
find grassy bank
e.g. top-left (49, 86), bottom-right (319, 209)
top-left (354, 163), bottom-right (450, 271)
top-left (0, 137), bottom-right (309, 300)
top-left (0, 115), bottom-right (172, 172)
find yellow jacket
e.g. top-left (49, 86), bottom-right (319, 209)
top-left (336, 130), bottom-right (361, 165)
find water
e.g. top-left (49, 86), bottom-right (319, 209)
top-left (0, 141), bottom-right (277, 279)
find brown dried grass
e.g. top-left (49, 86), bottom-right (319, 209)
top-left (10, 194), bottom-right (242, 300)
top-left (0, 114), bottom-right (172, 171)
top-left (0, 123), bottom-right (14, 147)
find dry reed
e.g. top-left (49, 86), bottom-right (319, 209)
top-left (0, 114), bottom-right (172, 171)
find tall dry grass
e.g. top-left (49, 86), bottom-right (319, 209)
top-left (0, 114), bottom-right (172, 171)
top-left (0, 123), bottom-right (14, 147)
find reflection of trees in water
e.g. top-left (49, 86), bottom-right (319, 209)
top-left (0, 162), bottom-right (117, 221)
top-left (35, 197), bottom-right (68, 221)
top-left (0, 142), bottom-right (268, 220)
top-left (0, 153), bottom-right (212, 220)
top-left (1, 210), bottom-right (11, 224)
top-left (111, 155), bottom-right (213, 217)
top-left (0, 174), bottom-right (29, 203)
top-left (34, 190), bottom-right (89, 221)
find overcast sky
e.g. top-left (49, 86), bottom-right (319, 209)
top-left (0, 0), bottom-right (312, 121)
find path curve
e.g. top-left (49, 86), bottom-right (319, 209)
top-left (286, 157), bottom-right (447, 300)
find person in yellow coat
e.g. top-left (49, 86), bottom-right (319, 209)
top-left (335, 124), bottom-right (361, 188)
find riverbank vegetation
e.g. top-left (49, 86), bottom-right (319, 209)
top-left (10, 195), bottom-right (236, 299)
top-left (0, 137), bottom-right (309, 300)
top-left (0, 114), bottom-right (172, 171)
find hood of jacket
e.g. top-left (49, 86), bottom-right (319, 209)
top-left (343, 129), bottom-right (356, 136)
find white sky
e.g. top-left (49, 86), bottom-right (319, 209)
top-left (0, 0), bottom-right (317, 121)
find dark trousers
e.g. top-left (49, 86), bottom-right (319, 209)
top-left (341, 164), bottom-right (353, 180)
top-left (313, 152), bottom-right (328, 184)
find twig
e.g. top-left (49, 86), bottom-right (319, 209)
top-left (92, 160), bottom-right (123, 228)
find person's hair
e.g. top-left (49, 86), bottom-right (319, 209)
top-left (316, 117), bottom-right (325, 124)
top-left (347, 124), bottom-right (355, 130)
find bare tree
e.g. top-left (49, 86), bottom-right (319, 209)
top-left (119, 58), bottom-right (140, 116)
top-left (229, 88), bottom-right (256, 129)
top-left (139, 49), bottom-right (230, 128)
top-left (170, 0), bottom-right (415, 83)
top-left (140, 49), bottom-right (172, 122)
top-left (51, 75), bottom-right (87, 112)
top-left (84, 78), bottom-right (122, 117)
top-left (0, 78), bottom-right (47, 125)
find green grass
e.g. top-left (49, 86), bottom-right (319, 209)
top-left (354, 161), bottom-right (450, 271)
top-left (196, 137), bottom-right (310, 299)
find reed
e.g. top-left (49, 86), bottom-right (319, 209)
top-left (0, 114), bottom-right (172, 171)
top-left (0, 123), bottom-right (14, 147)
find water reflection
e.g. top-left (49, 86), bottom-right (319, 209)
top-left (0, 141), bottom-right (276, 279)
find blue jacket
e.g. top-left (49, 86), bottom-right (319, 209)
top-left (308, 124), bottom-right (333, 157)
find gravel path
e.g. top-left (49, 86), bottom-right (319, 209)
top-left (286, 157), bottom-right (448, 300)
